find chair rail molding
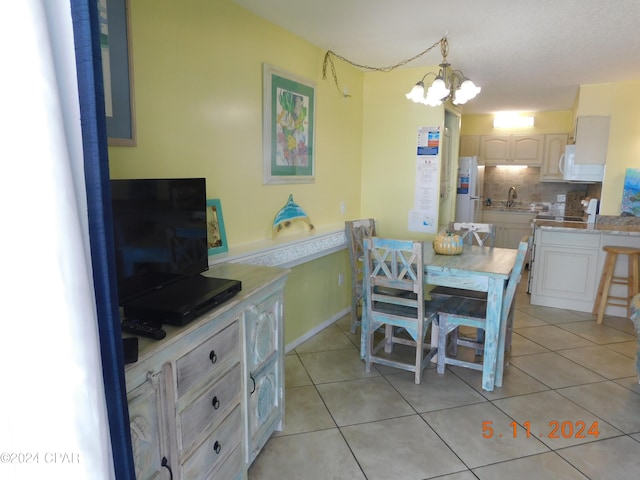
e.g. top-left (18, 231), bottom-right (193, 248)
top-left (208, 224), bottom-right (346, 268)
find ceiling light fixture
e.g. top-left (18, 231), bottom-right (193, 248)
top-left (406, 37), bottom-right (481, 107)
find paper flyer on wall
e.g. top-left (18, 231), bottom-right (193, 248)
top-left (409, 127), bottom-right (440, 233)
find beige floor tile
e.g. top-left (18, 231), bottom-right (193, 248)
top-left (295, 324), bottom-right (357, 353)
top-left (614, 376), bottom-right (640, 394)
top-left (284, 354), bottom-right (313, 387)
top-left (513, 309), bottom-right (549, 328)
top-left (510, 352), bottom-right (605, 389)
top-left (385, 369), bottom-right (486, 413)
top-left (510, 332), bottom-right (551, 356)
top-left (557, 435), bottom-right (640, 480)
top-left (557, 381), bottom-right (640, 433)
top-left (434, 472), bottom-right (478, 480)
top-left (493, 390), bottom-right (622, 449)
top-left (515, 325), bottom-right (595, 350)
top-left (273, 385), bottom-right (335, 437)
top-left (556, 345), bottom-right (637, 379)
top-left (341, 415), bottom-right (466, 480)
top-left (248, 429), bottom-right (365, 480)
top-left (316, 376), bottom-right (415, 426)
top-left (450, 364), bottom-right (549, 400)
top-left (602, 316), bottom-right (636, 334)
top-left (473, 452), bottom-right (588, 479)
top-left (422, 402), bottom-right (549, 468)
top-left (298, 348), bottom-right (379, 384)
top-left (603, 340), bottom-right (637, 358)
top-left (518, 305), bottom-right (589, 324)
top-left (556, 321), bottom-right (636, 344)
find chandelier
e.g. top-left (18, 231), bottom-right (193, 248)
top-left (405, 37), bottom-right (481, 107)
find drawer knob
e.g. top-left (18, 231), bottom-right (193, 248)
top-left (209, 350), bottom-right (217, 364)
top-left (211, 396), bottom-right (220, 409)
top-left (213, 440), bottom-right (222, 454)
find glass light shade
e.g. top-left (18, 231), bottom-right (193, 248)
top-left (460, 79), bottom-right (481, 99)
top-left (405, 82), bottom-right (425, 103)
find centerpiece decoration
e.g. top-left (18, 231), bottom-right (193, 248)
top-left (433, 230), bottom-right (463, 255)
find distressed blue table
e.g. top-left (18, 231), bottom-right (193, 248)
top-left (424, 244), bottom-right (518, 391)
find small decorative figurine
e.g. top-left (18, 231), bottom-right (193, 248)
top-left (272, 194), bottom-right (314, 233)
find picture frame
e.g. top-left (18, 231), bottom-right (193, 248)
top-left (263, 64), bottom-right (316, 184)
top-left (99, 0), bottom-right (136, 146)
top-left (206, 199), bottom-right (229, 255)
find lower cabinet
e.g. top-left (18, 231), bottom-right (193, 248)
top-left (125, 264), bottom-right (289, 480)
top-left (481, 210), bottom-right (535, 249)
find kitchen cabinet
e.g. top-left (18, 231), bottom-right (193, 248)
top-left (540, 134), bottom-right (569, 182)
top-left (459, 135), bottom-right (480, 157)
top-left (530, 226), bottom-right (640, 315)
top-left (530, 229), bottom-right (601, 311)
top-left (480, 134), bottom-right (544, 166)
top-left (481, 210), bottom-right (536, 249)
top-left (125, 263), bottom-right (289, 480)
top-left (574, 115), bottom-right (610, 165)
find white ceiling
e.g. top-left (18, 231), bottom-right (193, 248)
top-left (232, 0), bottom-right (640, 114)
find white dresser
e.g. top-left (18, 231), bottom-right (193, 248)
top-left (124, 263), bottom-right (288, 480)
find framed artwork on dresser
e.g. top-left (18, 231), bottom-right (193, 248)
top-left (99, 0), bottom-right (136, 146)
top-left (206, 199), bottom-right (228, 255)
top-left (262, 64), bottom-right (316, 184)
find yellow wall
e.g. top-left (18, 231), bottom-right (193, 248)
top-left (107, 0), bottom-right (363, 344)
top-left (576, 82), bottom-right (640, 214)
top-left (361, 67), bottom-right (448, 240)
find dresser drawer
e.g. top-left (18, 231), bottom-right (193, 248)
top-left (179, 363), bottom-right (241, 452)
top-left (176, 321), bottom-right (240, 398)
top-left (181, 404), bottom-right (242, 480)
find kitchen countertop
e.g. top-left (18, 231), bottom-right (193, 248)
top-left (534, 215), bottom-right (640, 235)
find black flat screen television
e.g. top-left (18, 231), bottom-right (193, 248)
top-left (110, 177), bottom-right (209, 305)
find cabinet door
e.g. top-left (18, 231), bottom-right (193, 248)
top-left (575, 115), bottom-right (610, 165)
top-left (243, 290), bottom-right (284, 465)
top-left (459, 135), bottom-right (480, 157)
top-left (128, 374), bottom-right (169, 480)
top-left (511, 135), bottom-right (543, 165)
top-left (480, 135), bottom-right (510, 165)
top-left (540, 134), bottom-right (568, 182)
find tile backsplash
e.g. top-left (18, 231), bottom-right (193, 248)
top-left (482, 166), bottom-right (588, 205)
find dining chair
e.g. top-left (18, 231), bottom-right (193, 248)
top-left (345, 218), bottom-right (377, 334)
top-left (361, 237), bottom-right (442, 384)
top-left (429, 222), bottom-right (497, 346)
top-left (435, 235), bottom-right (531, 377)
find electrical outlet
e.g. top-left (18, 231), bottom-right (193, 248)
top-left (338, 273), bottom-right (344, 286)
top-left (557, 194), bottom-right (566, 202)
top-left (340, 201), bottom-right (346, 214)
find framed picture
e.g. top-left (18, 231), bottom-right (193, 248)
top-left (206, 199), bottom-right (228, 255)
top-left (99, 0), bottom-right (136, 146)
top-left (263, 64), bottom-right (316, 184)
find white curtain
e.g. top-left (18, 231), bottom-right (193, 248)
top-left (0, 2), bottom-right (114, 478)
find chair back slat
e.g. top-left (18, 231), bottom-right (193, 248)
top-left (501, 235), bottom-right (531, 319)
top-left (449, 222), bottom-right (496, 247)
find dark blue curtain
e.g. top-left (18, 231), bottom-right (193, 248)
top-left (70, 1), bottom-right (135, 478)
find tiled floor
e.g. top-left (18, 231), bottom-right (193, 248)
top-left (248, 282), bottom-right (640, 479)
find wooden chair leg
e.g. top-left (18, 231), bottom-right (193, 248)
top-left (594, 252), bottom-right (616, 324)
top-left (437, 318), bottom-right (447, 374)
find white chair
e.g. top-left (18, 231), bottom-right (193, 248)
top-left (345, 218), bottom-right (377, 334)
top-left (361, 237), bottom-right (442, 384)
top-left (435, 236), bottom-right (531, 377)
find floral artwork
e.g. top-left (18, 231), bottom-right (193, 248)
top-left (276, 89), bottom-right (309, 167)
top-left (263, 64), bottom-right (315, 184)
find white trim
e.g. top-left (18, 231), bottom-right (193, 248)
top-left (284, 307), bottom-right (351, 353)
top-left (209, 224), bottom-right (346, 268)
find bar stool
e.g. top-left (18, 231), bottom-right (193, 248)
top-left (593, 245), bottom-right (640, 324)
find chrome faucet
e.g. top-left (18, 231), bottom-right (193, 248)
top-left (507, 186), bottom-right (517, 207)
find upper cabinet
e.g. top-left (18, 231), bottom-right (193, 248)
top-left (480, 134), bottom-right (544, 165)
top-left (574, 115), bottom-right (610, 165)
top-left (459, 135), bottom-right (480, 157)
top-left (540, 134), bottom-right (569, 182)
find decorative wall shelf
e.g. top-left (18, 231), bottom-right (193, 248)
top-left (208, 224), bottom-right (346, 268)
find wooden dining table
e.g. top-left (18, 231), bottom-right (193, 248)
top-left (424, 244), bottom-right (518, 391)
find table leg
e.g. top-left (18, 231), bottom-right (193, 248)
top-left (482, 277), bottom-right (504, 391)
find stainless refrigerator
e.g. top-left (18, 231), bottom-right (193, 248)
top-left (455, 156), bottom-right (484, 223)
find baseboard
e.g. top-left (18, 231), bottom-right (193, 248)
top-left (285, 307), bottom-right (351, 353)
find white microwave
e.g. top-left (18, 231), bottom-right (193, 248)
top-left (559, 145), bottom-right (605, 182)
